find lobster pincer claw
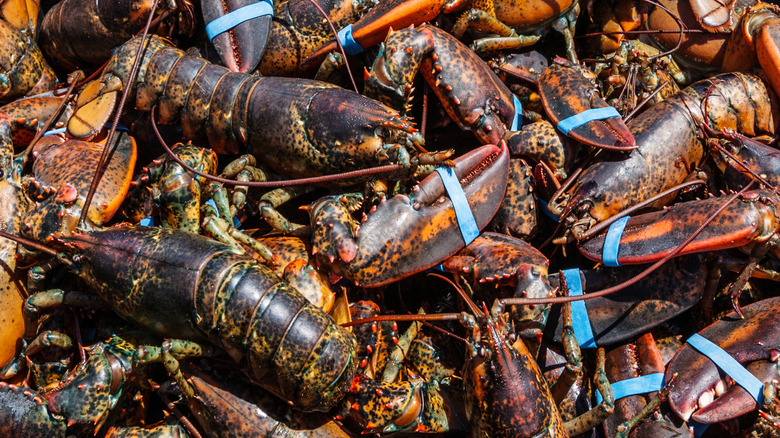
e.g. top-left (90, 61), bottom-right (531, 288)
top-left (539, 59), bottom-right (636, 151)
top-left (201, 0), bottom-right (273, 73)
top-left (317, 143), bottom-right (510, 288)
top-left (665, 296), bottom-right (780, 424)
top-left (577, 189), bottom-right (780, 266)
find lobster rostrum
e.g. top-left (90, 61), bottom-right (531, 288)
top-left (550, 71), bottom-right (779, 242)
top-left (71, 34), bottom-right (442, 183)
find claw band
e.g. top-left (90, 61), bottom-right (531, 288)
top-left (603, 215), bottom-right (630, 267)
top-left (44, 122), bottom-right (128, 137)
top-left (537, 198), bottom-right (560, 223)
top-left (686, 333), bottom-right (764, 404)
top-left (557, 106), bottom-right (621, 136)
top-left (336, 24), bottom-right (364, 55)
top-left (206, 0), bottom-right (274, 41)
top-left (596, 373), bottom-right (665, 404)
top-left (562, 268), bottom-right (596, 348)
top-left (205, 199), bottom-right (242, 228)
top-left (436, 166), bottom-right (479, 245)
top-left (511, 95), bottom-right (522, 131)
top-left (43, 127), bottom-right (66, 136)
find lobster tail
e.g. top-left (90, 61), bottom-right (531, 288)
top-left (66, 227), bottom-right (356, 412)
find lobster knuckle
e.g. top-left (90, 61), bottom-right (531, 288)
top-left (310, 196), bottom-right (359, 266)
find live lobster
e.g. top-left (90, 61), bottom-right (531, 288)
top-left (70, 34), bottom-right (438, 182)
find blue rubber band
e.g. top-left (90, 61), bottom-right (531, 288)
top-left (557, 106), bottom-right (621, 136)
top-left (537, 198), bottom-right (560, 223)
top-left (45, 122), bottom-right (128, 137)
top-left (43, 127), bottom-right (66, 136)
top-left (596, 373), bottom-right (665, 404)
top-left (690, 420), bottom-right (710, 438)
top-left (562, 268), bottom-right (596, 349)
top-left (686, 333), bottom-right (764, 404)
top-left (336, 23), bottom-right (364, 55)
top-left (511, 95), bottom-right (522, 131)
top-left (204, 199), bottom-right (242, 229)
top-left (206, 0), bottom-right (274, 41)
top-left (435, 166), bottom-right (479, 246)
top-left (603, 215), bottom-right (630, 267)
top-left (140, 216), bottom-right (156, 227)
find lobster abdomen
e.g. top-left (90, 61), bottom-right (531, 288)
top-left (66, 227), bottom-right (356, 412)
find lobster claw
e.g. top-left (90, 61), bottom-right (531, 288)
top-left (539, 60), bottom-right (636, 151)
top-left (665, 297), bottom-right (780, 423)
top-left (577, 189), bottom-right (780, 266)
top-left (323, 143), bottom-right (509, 288)
top-left (201, 0), bottom-right (272, 73)
top-left (302, 0), bottom-right (447, 70)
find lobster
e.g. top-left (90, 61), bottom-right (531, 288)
top-left (549, 71), bottom-right (778, 242)
top-left (70, 34), bottom-right (441, 182)
top-left (18, 225), bottom-right (359, 413)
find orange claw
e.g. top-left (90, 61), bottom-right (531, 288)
top-left (302, 0), bottom-right (447, 70)
top-left (539, 60), bottom-right (636, 151)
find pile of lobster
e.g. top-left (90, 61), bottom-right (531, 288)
top-left (0, 0), bottom-right (780, 435)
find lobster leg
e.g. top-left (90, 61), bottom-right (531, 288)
top-left (563, 348), bottom-right (615, 436)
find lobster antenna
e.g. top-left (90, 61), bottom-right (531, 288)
top-left (0, 229), bottom-right (58, 256)
top-left (304, 0), bottom-right (359, 93)
top-left (502, 181), bottom-right (755, 306)
top-left (623, 82), bottom-right (669, 123)
top-left (150, 106), bottom-right (407, 187)
top-left (79, 0), bottom-right (161, 228)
